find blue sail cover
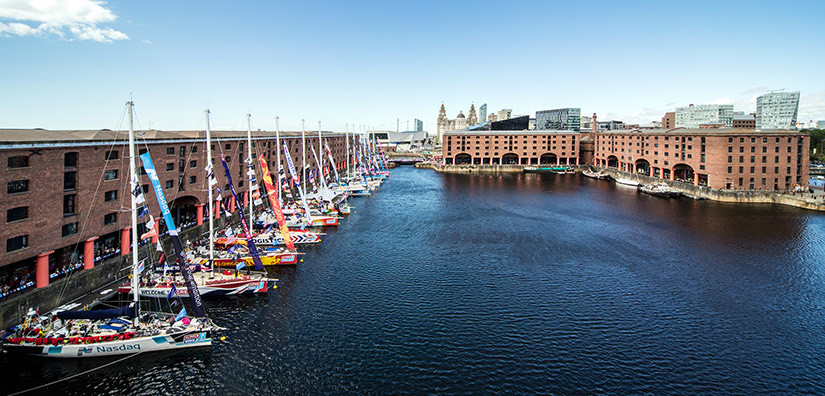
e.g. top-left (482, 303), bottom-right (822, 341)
top-left (140, 152), bottom-right (207, 318)
top-left (57, 305), bottom-right (136, 320)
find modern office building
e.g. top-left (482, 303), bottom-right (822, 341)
top-left (756, 91), bottom-right (800, 129)
top-left (817, 121), bottom-right (825, 129)
top-left (414, 119), bottom-right (423, 132)
top-left (675, 104), bottom-right (734, 128)
top-left (598, 120), bottom-right (625, 131)
top-left (594, 128), bottom-right (809, 190)
top-left (479, 104), bottom-right (487, 127)
top-left (535, 108), bottom-right (581, 131)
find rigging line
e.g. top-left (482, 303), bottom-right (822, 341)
top-left (8, 350), bottom-right (148, 396)
top-left (55, 103), bottom-right (129, 305)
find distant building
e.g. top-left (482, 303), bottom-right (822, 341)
top-left (490, 115), bottom-right (530, 131)
top-left (675, 104), bottom-right (734, 128)
top-left (817, 121), bottom-right (825, 129)
top-left (581, 115), bottom-right (593, 130)
top-left (733, 112), bottom-right (756, 128)
top-left (756, 91), bottom-right (800, 129)
top-left (594, 128), bottom-right (809, 190)
top-left (479, 104), bottom-right (487, 126)
top-left (442, 129), bottom-right (580, 166)
top-left (414, 119), bottom-right (423, 132)
top-left (662, 112), bottom-right (675, 129)
top-left (535, 108), bottom-right (581, 131)
top-left (598, 120), bottom-right (625, 131)
top-left (437, 103), bottom-right (478, 143)
top-left (467, 104), bottom-right (478, 126)
top-left (370, 130), bottom-right (428, 151)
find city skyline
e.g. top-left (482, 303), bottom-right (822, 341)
top-left (1, 0), bottom-right (824, 132)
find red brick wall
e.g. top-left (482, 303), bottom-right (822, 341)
top-left (0, 134), bottom-right (352, 268)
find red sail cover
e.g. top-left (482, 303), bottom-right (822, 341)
top-left (258, 154), bottom-right (295, 251)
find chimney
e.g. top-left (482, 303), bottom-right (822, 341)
top-left (592, 113), bottom-right (597, 133)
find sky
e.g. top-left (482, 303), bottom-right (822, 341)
top-left (1, 0), bottom-right (824, 133)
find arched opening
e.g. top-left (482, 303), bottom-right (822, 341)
top-left (540, 153), bottom-right (557, 164)
top-left (502, 153), bottom-right (519, 165)
top-left (634, 159), bottom-right (651, 176)
top-left (607, 155), bottom-right (619, 169)
top-left (455, 153), bottom-right (471, 165)
top-left (169, 195), bottom-right (200, 229)
top-left (672, 163), bottom-right (695, 183)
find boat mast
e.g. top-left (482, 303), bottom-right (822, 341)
top-left (205, 110), bottom-right (214, 277)
top-left (318, 121), bottom-right (324, 189)
top-left (345, 123), bottom-right (350, 179)
top-left (127, 101), bottom-right (140, 317)
top-left (301, 119), bottom-right (306, 195)
top-left (246, 114), bottom-right (254, 226)
top-left (275, 116), bottom-right (282, 204)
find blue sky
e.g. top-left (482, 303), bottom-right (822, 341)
top-left (1, 0), bottom-right (824, 132)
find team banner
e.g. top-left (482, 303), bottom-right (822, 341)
top-left (325, 144), bottom-right (341, 186)
top-left (375, 137), bottom-right (389, 170)
top-left (139, 152), bottom-right (206, 317)
top-left (220, 157), bottom-right (264, 271)
top-left (282, 142), bottom-right (314, 226)
top-left (258, 154), bottom-right (295, 250)
top-left (309, 141), bottom-right (325, 188)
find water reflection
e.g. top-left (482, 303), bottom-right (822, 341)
top-left (3, 167), bottom-right (825, 394)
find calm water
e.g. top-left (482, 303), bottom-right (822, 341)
top-left (3, 166), bottom-right (825, 394)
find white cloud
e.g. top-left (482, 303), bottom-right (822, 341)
top-left (799, 91), bottom-right (825, 122)
top-left (709, 97), bottom-right (734, 105)
top-left (0, 0), bottom-right (127, 42)
top-left (141, 39), bottom-right (152, 45)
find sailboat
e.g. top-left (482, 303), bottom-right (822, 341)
top-left (117, 111), bottom-right (275, 297)
top-left (205, 114), bottom-right (301, 267)
top-left (1, 101), bottom-right (221, 358)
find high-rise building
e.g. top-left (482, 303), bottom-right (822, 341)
top-left (756, 91), bottom-right (800, 129)
top-left (817, 121), bottom-right (825, 129)
top-left (479, 104), bottom-right (487, 125)
top-left (675, 104), bottom-right (734, 128)
top-left (414, 119), bottom-right (423, 132)
top-left (535, 108), bottom-right (581, 131)
top-left (497, 109), bottom-right (512, 121)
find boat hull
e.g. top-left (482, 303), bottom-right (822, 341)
top-left (2, 330), bottom-right (214, 358)
top-left (118, 278), bottom-right (272, 297)
top-left (213, 252), bottom-right (299, 267)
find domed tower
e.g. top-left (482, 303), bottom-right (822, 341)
top-left (437, 103), bottom-right (448, 144)
top-left (468, 104), bottom-right (478, 125)
top-left (455, 111), bottom-right (467, 130)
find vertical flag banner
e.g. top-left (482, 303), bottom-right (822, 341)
top-left (139, 152), bottom-right (206, 317)
top-left (325, 144), bottom-right (341, 186)
top-left (258, 154), bottom-right (295, 250)
top-left (282, 141), bottom-right (314, 226)
top-left (220, 156), bottom-right (264, 271)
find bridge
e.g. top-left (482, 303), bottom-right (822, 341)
top-left (388, 157), bottom-right (425, 165)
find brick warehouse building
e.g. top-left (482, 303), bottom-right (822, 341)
top-left (594, 128), bottom-right (809, 190)
top-left (442, 130), bottom-right (581, 165)
top-left (0, 128), bottom-right (354, 294)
